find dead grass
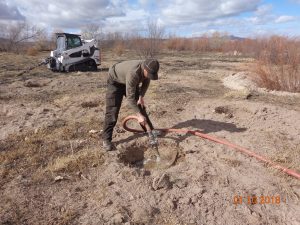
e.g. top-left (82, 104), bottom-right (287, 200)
top-left (223, 90), bottom-right (253, 100)
top-left (264, 132), bottom-right (300, 199)
top-left (57, 209), bottom-right (79, 225)
top-left (81, 100), bottom-right (99, 108)
top-left (43, 148), bottom-right (104, 174)
top-left (221, 157), bottom-right (242, 167)
top-left (0, 117), bottom-right (104, 186)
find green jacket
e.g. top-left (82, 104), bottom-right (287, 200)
top-left (108, 60), bottom-right (150, 113)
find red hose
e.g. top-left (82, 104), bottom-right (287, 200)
top-left (122, 115), bottom-right (300, 180)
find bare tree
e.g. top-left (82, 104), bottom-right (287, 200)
top-left (34, 29), bottom-right (52, 51)
top-left (80, 24), bottom-right (102, 40)
top-left (0, 23), bottom-right (7, 51)
top-left (0, 21), bottom-right (44, 52)
top-left (101, 31), bottom-right (125, 50)
top-left (134, 20), bottom-right (165, 58)
top-left (147, 20), bottom-right (165, 57)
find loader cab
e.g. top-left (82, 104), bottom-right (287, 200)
top-left (55, 33), bottom-right (82, 51)
top-left (48, 32), bottom-right (100, 72)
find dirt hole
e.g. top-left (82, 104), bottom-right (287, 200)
top-left (117, 145), bottom-right (147, 166)
top-left (117, 140), bottom-right (182, 170)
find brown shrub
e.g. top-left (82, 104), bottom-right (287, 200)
top-left (112, 41), bottom-right (125, 56)
top-left (254, 36), bottom-right (300, 93)
top-left (26, 47), bottom-right (39, 56)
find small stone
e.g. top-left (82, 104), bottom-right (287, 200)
top-left (24, 80), bottom-right (41, 87)
top-left (74, 187), bottom-right (83, 192)
top-left (111, 213), bottom-right (123, 224)
top-left (225, 113), bottom-right (234, 118)
top-left (76, 171), bottom-right (82, 177)
top-left (54, 176), bottom-right (64, 182)
top-left (140, 169), bottom-right (151, 177)
top-left (167, 199), bottom-right (177, 210)
top-left (26, 112), bottom-right (33, 116)
top-left (191, 196), bottom-right (198, 204)
top-left (107, 181), bottom-right (115, 186)
top-left (103, 199), bottom-right (113, 206)
top-left (115, 127), bottom-right (125, 133)
top-left (175, 179), bottom-right (188, 189)
top-left (152, 173), bottom-right (172, 190)
top-left (179, 197), bottom-right (191, 205)
top-left (131, 206), bottom-right (157, 223)
top-left (89, 129), bottom-right (98, 134)
top-left (42, 108), bottom-right (50, 113)
top-left (246, 93), bottom-right (253, 99)
top-left (16, 175), bottom-right (24, 180)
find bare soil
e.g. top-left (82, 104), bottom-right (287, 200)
top-left (0, 51), bottom-right (299, 225)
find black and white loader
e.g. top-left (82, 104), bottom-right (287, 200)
top-left (47, 33), bottom-right (100, 72)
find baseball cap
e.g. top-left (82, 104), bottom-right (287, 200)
top-left (144, 59), bottom-right (159, 80)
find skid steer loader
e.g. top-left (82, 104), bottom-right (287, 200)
top-left (47, 33), bottom-right (100, 72)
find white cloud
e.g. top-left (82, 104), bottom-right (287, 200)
top-left (138, 0), bottom-right (149, 6)
top-left (103, 7), bottom-right (149, 33)
top-left (8, 0), bottom-right (125, 29)
top-left (246, 4), bottom-right (275, 25)
top-left (1, 0), bottom-right (154, 34)
top-left (254, 4), bottom-right (272, 16)
top-left (275, 15), bottom-right (296, 23)
top-left (247, 5), bottom-right (296, 25)
top-left (160, 0), bottom-right (260, 25)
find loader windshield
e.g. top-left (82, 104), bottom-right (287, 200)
top-left (66, 36), bottom-right (82, 49)
top-left (56, 36), bottom-right (65, 51)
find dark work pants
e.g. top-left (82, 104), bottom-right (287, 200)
top-left (102, 78), bottom-right (137, 142)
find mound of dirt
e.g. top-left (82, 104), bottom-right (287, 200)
top-left (223, 72), bottom-right (257, 91)
top-left (223, 71), bottom-right (300, 97)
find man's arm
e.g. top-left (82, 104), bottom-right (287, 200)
top-left (137, 78), bottom-right (150, 107)
top-left (126, 72), bottom-right (140, 113)
top-left (126, 72), bottom-right (146, 125)
top-left (140, 78), bottom-right (150, 97)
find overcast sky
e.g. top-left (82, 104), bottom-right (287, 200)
top-left (1, 0), bottom-right (300, 37)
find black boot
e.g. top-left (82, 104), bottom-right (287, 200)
top-left (103, 140), bottom-right (113, 151)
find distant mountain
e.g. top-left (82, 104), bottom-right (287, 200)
top-left (227, 35), bottom-right (245, 41)
top-left (191, 35), bottom-right (246, 41)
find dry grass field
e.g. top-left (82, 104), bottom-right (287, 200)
top-left (0, 50), bottom-right (300, 224)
